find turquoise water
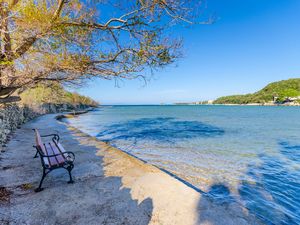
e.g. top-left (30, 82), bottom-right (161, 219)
top-left (67, 105), bottom-right (300, 224)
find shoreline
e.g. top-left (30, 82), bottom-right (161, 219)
top-left (174, 103), bottom-right (300, 106)
top-left (58, 111), bottom-right (207, 195)
top-left (100, 104), bottom-right (300, 107)
top-left (212, 103), bottom-right (300, 106)
top-left (0, 112), bottom-right (262, 224)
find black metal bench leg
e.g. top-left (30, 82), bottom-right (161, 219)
top-left (33, 150), bottom-right (38, 158)
top-left (67, 165), bottom-right (74, 184)
top-left (35, 168), bottom-right (47, 192)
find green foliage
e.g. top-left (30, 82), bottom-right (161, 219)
top-left (214, 78), bottom-right (300, 104)
top-left (64, 91), bottom-right (99, 107)
top-left (20, 84), bottom-right (99, 107)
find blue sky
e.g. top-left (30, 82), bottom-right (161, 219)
top-left (78, 0), bottom-right (300, 105)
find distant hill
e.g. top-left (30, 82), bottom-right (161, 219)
top-left (214, 78), bottom-right (300, 104)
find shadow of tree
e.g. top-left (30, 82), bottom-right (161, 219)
top-left (204, 184), bottom-right (235, 204)
top-left (0, 118), bottom-right (154, 225)
top-left (197, 141), bottom-right (300, 225)
top-left (96, 117), bottom-right (224, 144)
top-left (197, 183), bottom-right (260, 225)
top-left (238, 144), bottom-right (300, 224)
top-left (57, 126), bottom-right (154, 225)
top-left (278, 141), bottom-right (300, 162)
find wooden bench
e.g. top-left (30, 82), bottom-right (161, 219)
top-left (33, 129), bottom-right (75, 192)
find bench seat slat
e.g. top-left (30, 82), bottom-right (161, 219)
top-left (55, 142), bottom-right (66, 153)
top-left (43, 142), bottom-right (66, 167)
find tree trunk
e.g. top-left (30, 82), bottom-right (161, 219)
top-left (0, 3), bottom-right (13, 84)
top-left (0, 3), bottom-right (18, 103)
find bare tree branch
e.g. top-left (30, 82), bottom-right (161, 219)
top-left (0, 0), bottom-right (205, 103)
top-left (52, 0), bottom-right (66, 21)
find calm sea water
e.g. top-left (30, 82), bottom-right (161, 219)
top-left (67, 105), bottom-right (300, 224)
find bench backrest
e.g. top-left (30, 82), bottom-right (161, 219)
top-left (34, 129), bottom-right (46, 154)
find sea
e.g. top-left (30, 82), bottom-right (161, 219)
top-left (67, 105), bottom-right (300, 225)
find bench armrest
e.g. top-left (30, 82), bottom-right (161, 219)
top-left (32, 129), bottom-right (60, 142)
top-left (41, 134), bottom-right (60, 142)
top-left (43, 151), bottom-right (75, 161)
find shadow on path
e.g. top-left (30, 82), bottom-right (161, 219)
top-left (0, 116), bottom-right (154, 225)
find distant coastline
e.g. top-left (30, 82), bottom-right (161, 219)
top-left (175, 78), bottom-right (300, 106)
top-left (213, 103), bottom-right (300, 106)
top-left (174, 103), bottom-right (300, 106)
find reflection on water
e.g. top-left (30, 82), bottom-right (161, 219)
top-left (67, 105), bottom-right (300, 224)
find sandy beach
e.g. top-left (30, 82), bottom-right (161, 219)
top-left (0, 113), bottom-right (261, 225)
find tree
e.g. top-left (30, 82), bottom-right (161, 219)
top-left (0, 0), bottom-right (205, 103)
top-left (20, 84), bottom-right (99, 106)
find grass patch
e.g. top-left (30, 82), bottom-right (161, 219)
top-left (19, 183), bottom-right (33, 191)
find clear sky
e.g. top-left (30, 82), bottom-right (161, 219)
top-left (77, 0), bottom-right (300, 105)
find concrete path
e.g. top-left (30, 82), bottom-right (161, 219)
top-left (0, 114), bottom-right (262, 225)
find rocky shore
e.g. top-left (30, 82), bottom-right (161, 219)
top-left (0, 112), bottom-right (262, 225)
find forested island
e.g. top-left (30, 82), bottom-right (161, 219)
top-left (177, 79), bottom-right (300, 106)
top-left (214, 78), bottom-right (300, 105)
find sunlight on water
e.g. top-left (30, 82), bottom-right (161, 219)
top-left (67, 105), bottom-right (300, 224)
